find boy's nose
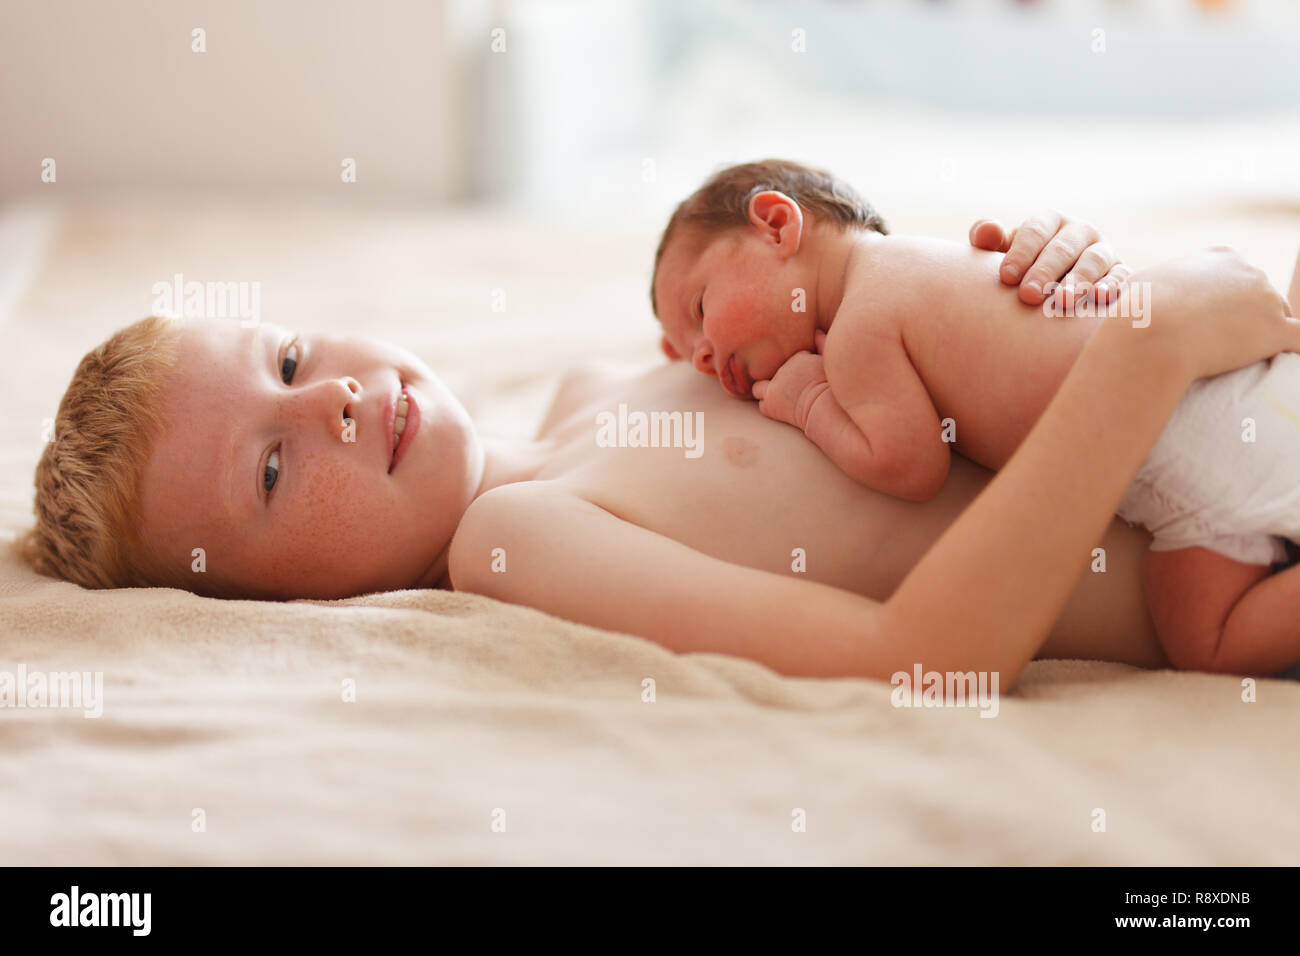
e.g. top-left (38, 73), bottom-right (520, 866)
top-left (290, 376), bottom-right (361, 439)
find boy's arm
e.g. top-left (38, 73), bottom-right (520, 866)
top-left (448, 481), bottom-right (897, 680)
top-left (754, 328), bottom-right (949, 502)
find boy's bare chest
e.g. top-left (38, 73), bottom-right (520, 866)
top-left (511, 362), bottom-right (1161, 665)
top-left (528, 363), bottom-right (980, 597)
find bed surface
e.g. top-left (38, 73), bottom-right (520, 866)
top-left (3, 196), bottom-right (1299, 865)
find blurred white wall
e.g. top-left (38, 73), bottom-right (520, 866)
top-left (0, 0), bottom-right (462, 200)
top-left (2, 0), bottom-right (1297, 214)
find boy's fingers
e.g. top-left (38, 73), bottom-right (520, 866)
top-left (752, 380), bottom-right (769, 400)
top-left (1276, 313), bottom-right (1300, 355)
top-left (1000, 210), bottom-right (1064, 283)
top-left (1019, 220), bottom-right (1098, 304)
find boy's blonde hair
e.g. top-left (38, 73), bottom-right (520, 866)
top-left (651, 158), bottom-right (889, 316)
top-left (15, 315), bottom-right (182, 590)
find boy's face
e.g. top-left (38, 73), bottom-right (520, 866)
top-left (137, 318), bottom-right (481, 599)
top-left (653, 224), bottom-right (817, 400)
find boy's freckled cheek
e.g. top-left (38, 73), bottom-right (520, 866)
top-left (279, 455), bottom-right (385, 569)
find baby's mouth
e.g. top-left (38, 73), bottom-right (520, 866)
top-left (721, 354), bottom-right (749, 399)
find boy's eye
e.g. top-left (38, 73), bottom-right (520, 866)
top-left (264, 448), bottom-right (280, 497)
top-left (281, 341), bottom-right (299, 383)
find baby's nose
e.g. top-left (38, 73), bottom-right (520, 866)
top-left (692, 341), bottom-right (715, 376)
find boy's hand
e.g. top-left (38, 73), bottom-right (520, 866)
top-left (1128, 247), bottom-right (1298, 381)
top-left (751, 348), bottom-right (832, 431)
top-left (969, 211), bottom-right (1130, 310)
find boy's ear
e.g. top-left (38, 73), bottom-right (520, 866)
top-left (660, 335), bottom-right (681, 360)
top-left (746, 190), bottom-right (803, 258)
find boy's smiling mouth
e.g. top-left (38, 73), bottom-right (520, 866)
top-left (388, 381), bottom-right (421, 473)
top-left (393, 388), bottom-right (410, 451)
top-left (384, 380), bottom-right (401, 471)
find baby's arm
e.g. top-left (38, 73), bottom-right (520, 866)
top-left (752, 210), bottom-right (1127, 496)
top-left (753, 327), bottom-right (949, 501)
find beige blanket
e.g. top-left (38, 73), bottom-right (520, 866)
top-left (3, 197), bottom-right (1299, 865)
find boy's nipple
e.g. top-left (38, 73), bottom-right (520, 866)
top-left (723, 435), bottom-right (760, 468)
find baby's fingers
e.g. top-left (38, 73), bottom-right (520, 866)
top-left (753, 382), bottom-right (794, 427)
top-left (969, 219), bottom-right (1013, 253)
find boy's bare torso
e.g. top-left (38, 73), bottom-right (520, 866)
top-left (491, 358), bottom-right (1164, 667)
top-left (837, 234), bottom-right (1105, 469)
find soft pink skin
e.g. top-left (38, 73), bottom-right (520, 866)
top-left (455, 249), bottom-right (1300, 686)
top-left (659, 191), bottom-right (1300, 675)
top-left (136, 318), bottom-right (482, 599)
top-left (652, 194), bottom-right (844, 398)
top-left (652, 199), bottom-right (1129, 402)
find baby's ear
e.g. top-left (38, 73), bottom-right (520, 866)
top-left (747, 190), bottom-right (803, 255)
top-left (660, 335), bottom-right (681, 360)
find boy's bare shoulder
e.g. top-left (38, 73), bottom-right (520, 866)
top-left (564, 359), bottom-right (653, 402)
top-left (538, 360), bottom-right (656, 438)
top-left (452, 480), bottom-right (564, 544)
top-left (448, 480), bottom-right (596, 591)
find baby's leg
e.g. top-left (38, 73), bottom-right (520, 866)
top-left (1145, 546), bottom-right (1300, 675)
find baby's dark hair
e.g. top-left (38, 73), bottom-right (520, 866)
top-left (651, 159), bottom-right (888, 315)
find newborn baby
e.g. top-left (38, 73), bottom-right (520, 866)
top-left (652, 158), bottom-right (1300, 676)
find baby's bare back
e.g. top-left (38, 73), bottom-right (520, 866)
top-left (845, 233), bottom-right (1105, 470)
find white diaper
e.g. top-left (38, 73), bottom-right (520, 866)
top-left (1116, 351), bottom-right (1300, 566)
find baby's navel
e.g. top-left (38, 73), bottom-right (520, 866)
top-left (723, 435), bottom-right (760, 467)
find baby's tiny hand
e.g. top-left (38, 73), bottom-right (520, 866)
top-left (751, 350), bottom-right (831, 431)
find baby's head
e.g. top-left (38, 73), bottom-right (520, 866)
top-left (19, 316), bottom-right (482, 599)
top-left (651, 158), bottom-right (887, 398)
